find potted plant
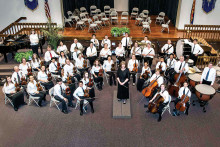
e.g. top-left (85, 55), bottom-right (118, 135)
top-left (120, 27), bottom-right (130, 36)
top-left (14, 51), bottom-right (33, 63)
top-left (111, 27), bottom-right (121, 37)
top-left (41, 18), bottom-right (63, 50)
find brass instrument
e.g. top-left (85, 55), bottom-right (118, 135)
top-left (128, 37), bottom-right (132, 50)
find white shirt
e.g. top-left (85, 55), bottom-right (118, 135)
top-left (27, 80), bottom-right (38, 94)
top-left (128, 59), bottom-right (139, 71)
top-left (72, 50), bottom-right (81, 61)
top-left (91, 66), bottom-right (101, 74)
top-left (100, 48), bottom-right (112, 58)
top-left (4, 83), bottom-right (15, 94)
top-left (141, 40), bottom-right (151, 44)
top-left (59, 57), bottom-right (66, 66)
top-left (167, 58), bottom-right (176, 69)
top-left (38, 71), bottom-right (48, 81)
top-left (174, 61), bottom-right (189, 74)
top-left (156, 62), bottom-right (166, 71)
top-left (11, 71), bottom-right (24, 84)
top-left (141, 66), bottom-right (152, 76)
top-left (157, 90), bottom-right (169, 103)
top-left (86, 46), bottom-right (97, 57)
top-left (90, 39), bottom-right (99, 47)
top-left (31, 59), bottom-right (41, 69)
top-left (115, 47), bottom-right (125, 57)
top-left (150, 74), bottom-right (164, 87)
top-left (63, 63), bottom-right (74, 75)
top-left (103, 60), bottom-right (113, 72)
top-left (30, 34), bottom-right (39, 45)
top-left (142, 47), bottom-right (155, 58)
top-left (178, 87), bottom-right (191, 98)
top-left (73, 86), bottom-right (85, 100)
top-left (44, 50), bottom-right (58, 62)
top-left (75, 58), bottom-right (84, 68)
top-left (57, 45), bottom-right (68, 53)
top-left (184, 40), bottom-right (204, 55)
top-left (49, 61), bottom-right (58, 73)
top-left (101, 39), bottom-right (111, 48)
top-left (70, 42), bottom-right (83, 52)
top-left (19, 63), bottom-right (30, 75)
top-left (54, 83), bottom-right (67, 99)
top-left (161, 44), bottom-right (173, 54)
top-left (121, 37), bottom-right (132, 47)
top-left (82, 78), bottom-right (89, 89)
top-left (131, 47), bottom-right (141, 55)
top-left (201, 67), bottom-right (216, 85)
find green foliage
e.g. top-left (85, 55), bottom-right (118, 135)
top-left (14, 51), bottom-right (33, 63)
top-left (41, 18), bottom-right (63, 50)
top-left (110, 27), bottom-right (130, 37)
top-left (120, 27), bottom-right (130, 34)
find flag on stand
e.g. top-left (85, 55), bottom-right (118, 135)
top-left (190, 0), bottom-right (196, 24)
top-left (44, 0), bottom-right (51, 19)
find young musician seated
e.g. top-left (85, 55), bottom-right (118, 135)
top-left (37, 66), bottom-right (54, 92)
top-left (86, 42), bottom-right (97, 67)
top-left (160, 40), bottom-right (173, 59)
top-left (70, 38), bottom-right (83, 60)
top-left (165, 54), bottom-right (176, 78)
top-left (173, 82), bottom-right (191, 116)
top-left (73, 81), bottom-right (95, 116)
top-left (57, 40), bottom-right (69, 58)
top-left (101, 35), bottom-right (111, 49)
top-left (200, 62), bottom-right (216, 86)
top-left (71, 46), bottom-right (81, 62)
top-left (58, 51), bottom-right (67, 67)
top-left (103, 56), bottom-right (116, 86)
top-left (76, 53), bottom-right (87, 77)
top-left (147, 84), bottom-right (170, 122)
top-left (82, 72), bottom-right (95, 98)
top-left (184, 39), bottom-right (204, 66)
top-left (11, 66), bottom-right (25, 85)
top-left (63, 59), bottom-right (81, 83)
top-left (44, 45), bottom-right (59, 68)
top-left (142, 43), bottom-right (155, 67)
top-left (115, 42), bottom-right (125, 64)
top-left (128, 54), bottom-right (139, 86)
top-left (54, 78), bottom-right (74, 114)
top-left (100, 43), bottom-right (112, 64)
top-left (3, 76), bottom-right (26, 111)
top-left (19, 58), bottom-right (31, 76)
top-left (137, 62), bottom-right (151, 92)
top-left (90, 34), bottom-right (99, 49)
top-left (130, 42), bottom-right (142, 62)
top-left (155, 57), bottom-right (166, 74)
top-left (49, 57), bottom-right (61, 76)
top-left (27, 76), bottom-right (46, 107)
top-left (121, 32), bottom-right (132, 57)
top-left (31, 53), bottom-right (41, 71)
top-left (141, 36), bottom-right (151, 44)
top-left (91, 60), bottom-right (103, 90)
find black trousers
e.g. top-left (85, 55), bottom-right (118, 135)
top-left (78, 68), bottom-right (88, 78)
top-left (31, 44), bottom-right (39, 56)
top-left (31, 91), bottom-right (46, 105)
top-left (6, 90), bottom-right (25, 109)
top-left (79, 96), bottom-right (94, 113)
top-left (106, 71), bottom-right (116, 85)
top-left (41, 81), bottom-right (54, 91)
top-left (174, 98), bottom-right (190, 113)
top-left (158, 102), bottom-right (169, 119)
top-left (143, 57), bottom-right (153, 67)
top-left (54, 93), bottom-right (73, 111)
top-left (100, 57), bottom-right (107, 65)
top-left (94, 72), bottom-right (103, 88)
top-left (51, 69), bottom-right (61, 76)
top-left (130, 72), bottom-right (136, 83)
top-left (116, 56), bottom-right (125, 65)
top-left (190, 54), bottom-right (198, 66)
top-left (135, 55), bottom-right (142, 63)
top-left (202, 79), bottom-right (212, 85)
top-left (87, 56), bottom-right (97, 67)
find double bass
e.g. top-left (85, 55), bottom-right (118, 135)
top-left (148, 92), bottom-right (165, 114)
top-left (176, 90), bottom-right (190, 112)
top-left (141, 76), bottom-right (160, 98)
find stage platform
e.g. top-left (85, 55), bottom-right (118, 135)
top-left (62, 16), bottom-right (183, 41)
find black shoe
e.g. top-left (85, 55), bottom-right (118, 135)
top-left (185, 111), bottom-right (188, 115)
top-left (157, 117), bottom-right (162, 122)
top-left (23, 102), bottom-right (27, 105)
top-left (14, 107), bottom-right (18, 111)
top-left (38, 103), bottom-right (42, 107)
top-left (91, 109), bottom-right (94, 113)
top-left (80, 112), bottom-right (83, 116)
top-left (144, 104), bottom-right (148, 108)
top-left (118, 99), bottom-right (121, 101)
top-left (146, 109), bottom-right (150, 113)
top-left (62, 110), bottom-right (68, 114)
top-left (114, 82), bottom-right (116, 86)
top-left (68, 104), bottom-right (74, 108)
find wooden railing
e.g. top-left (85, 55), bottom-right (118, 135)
top-left (183, 25), bottom-right (220, 41)
top-left (196, 55), bottom-right (219, 69)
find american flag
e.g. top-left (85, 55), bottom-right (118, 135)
top-left (44, 0), bottom-right (51, 19)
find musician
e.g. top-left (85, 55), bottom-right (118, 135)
top-left (121, 32), bottom-right (132, 57)
top-left (161, 40), bottom-right (174, 58)
top-left (200, 62), bottom-right (216, 86)
top-left (86, 42), bottom-right (97, 67)
top-left (31, 53), bottom-right (41, 71)
top-left (76, 53), bottom-right (87, 77)
top-left (141, 36), bottom-right (151, 44)
top-left (103, 55), bottom-right (116, 86)
top-left (3, 76), bottom-right (26, 111)
top-left (117, 61), bottom-right (130, 104)
top-left (49, 57), bottom-right (61, 76)
top-left (44, 45), bottom-right (59, 67)
top-left (71, 46), bottom-right (81, 62)
top-left (185, 39), bottom-right (204, 66)
top-left (128, 54), bottom-right (139, 86)
top-left (58, 51), bottom-right (66, 66)
top-left (12, 66), bottom-right (24, 85)
top-left (155, 57), bottom-right (166, 73)
top-left (63, 59), bottom-right (81, 83)
top-left (131, 42), bottom-right (142, 62)
top-left (54, 78), bottom-right (74, 114)
top-left (19, 58), bottom-right (30, 76)
top-left (142, 43), bottom-right (155, 67)
top-left (148, 84), bottom-right (170, 122)
top-left (37, 65), bottom-right (54, 91)
top-left (27, 75), bottom-right (46, 107)
top-left (165, 54), bottom-right (176, 78)
top-left (91, 60), bottom-right (103, 90)
top-left (173, 82), bottom-right (191, 116)
top-left (30, 29), bottom-right (39, 56)
top-left (101, 35), bottom-right (111, 49)
top-left (90, 34), bottom-right (99, 49)
top-left (82, 71), bottom-right (95, 98)
top-left (115, 42), bottom-right (125, 64)
top-left (137, 62), bottom-right (151, 92)
top-left (73, 81), bottom-right (95, 116)
top-left (70, 38), bottom-right (83, 55)
top-left (57, 40), bottom-right (69, 58)
top-left (100, 43), bottom-right (112, 64)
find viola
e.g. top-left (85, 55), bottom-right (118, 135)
top-left (132, 62), bottom-right (138, 73)
top-left (14, 78), bottom-right (20, 92)
top-left (36, 82), bottom-right (43, 91)
top-left (176, 91), bottom-right (190, 112)
top-left (142, 79), bottom-right (158, 98)
top-left (57, 62), bottom-right (61, 70)
top-left (88, 78), bottom-right (94, 87)
top-left (84, 89), bottom-right (90, 98)
top-left (40, 61), bottom-right (44, 67)
top-left (73, 67), bottom-right (77, 74)
top-left (98, 69), bottom-right (103, 77)
top-left (83, 60), bottom-right (87, 68)
top-left (27, 66), bottom-right (32, 76)
top-left (148, 93), bottom-right (164, 114)
top-left (47, 72), bottom-right (52, 81)
top-left (142, 70), bottom-right (149, 80)
top-left (65, 87), bottom-right (71, 95)
top-left (67, 72), bottom-right (72, 84)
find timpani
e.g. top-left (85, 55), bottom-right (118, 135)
top-left (188, 74), bottom-right (201, 88)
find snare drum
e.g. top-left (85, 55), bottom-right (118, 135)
top-left (195, 84), bottom-right (216, 101)
top-left (188, 74), bottom-right (201, 88)
top-left (188, 59), bottom-right (194, 67)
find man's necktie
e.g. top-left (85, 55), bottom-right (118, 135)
top-left (17, 73), bottom-right (20, 84)
top-left (192, 45), bottom-right (195, 53)
top-left (179, 63), bottom-right (182, 70)
top-left (205, 69), bottom-right (210, 80)
top-left (126, 37), bottom-right (128, 47)
top-left (60, 85), bottom-right (63, 95)
top-left (49, 52), bottom-right (52, 58)
top-left (76, 43), bottom-right (78, 48)
top-left (183, 88), bottom-right (185, 95)
top-left (54, 63), bottom-right (57, 68)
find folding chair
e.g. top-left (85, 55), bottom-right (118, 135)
top-left (155, 12), bottom-right (165, 24)
top-left (27, 89), bottom-right (40, 107)
top-left (161, 20), bottom-right (170, 33)
top-left (75, 99), bottom-right (89, 112)
top-left (120, 11), bottom-right (129, 25)
top-left (2, 87), bottom-right (14, 107)
top-left (130, 7), bottom-right (139, 19)
top-left (162, 95), bottom-right (172, 115)
top-left (49, 87), bottom-right (62, 111)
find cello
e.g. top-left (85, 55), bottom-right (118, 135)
top-left (148, 92), bottom-right (165, 114)
top-left (141, 76), bottom-right (160, 98)
top-left (176, 90), bottom-right (190, 112)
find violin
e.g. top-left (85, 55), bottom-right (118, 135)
top-left (47, 72), bottom-right (52, 81)
top-left (65, 87), bottom-right (71, 95)
top-left (36, 82), bottom-right (43, 91)
top-left (73, 67), bottom-right (77, 74)
top-left (21, 76), bottom-right (27, 85)
top-left (40, 60), bottom-right (44, 67)
top-left (132, 61), bottom-right (138, 73)
top-left (83, 59), bottom-right (87, 68)
top-left (142, 79), bottom-right (159, 98)
top-left (14, 78), bottom-right (20, 92)
top-left (57, 62), bottom-right (61, 70)
top-left (84, 89), bottom-right (90, 98)
top-left (27, 66), bottom-right (32, 76)
top-left (66, 72), bottom-right (72, 84)
top-left (142, 70), bottom-right (149, 80)
top-left (148, 93), bottom-right (165, 114)
top-left (98, 68), bottom-right (103, 77)
top-left (88, 78), bottom-right (94, 87)
top-left (176, 91), bottom-right (190, 112)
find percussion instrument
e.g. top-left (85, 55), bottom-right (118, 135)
top-left (176, 39), bottom-right (191, 59)
top-left (187, 59), bottom-right (194, 67)
top-left (188, 67), bottom-right (196, 74)
top-left (188, 74), bottom-right (201, 88)
top-left (213, 66), bottom-right (220, 71)
top-left (148, 93), bottom-right (164, 114)
top-left (195, 84), bottom-right (215, 102)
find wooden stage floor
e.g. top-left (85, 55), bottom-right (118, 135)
top-left (62, 16), bottom-right (183, 40)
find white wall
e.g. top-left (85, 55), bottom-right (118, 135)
top-left (0, 0), bottom-right (63, 31)
top-left (177, 0), bottom-right (220, 29)
top-left (114, 0), bottom-right (128, 11)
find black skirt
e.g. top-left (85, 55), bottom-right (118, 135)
top-left (117, 68), bottom-right (130, 99)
